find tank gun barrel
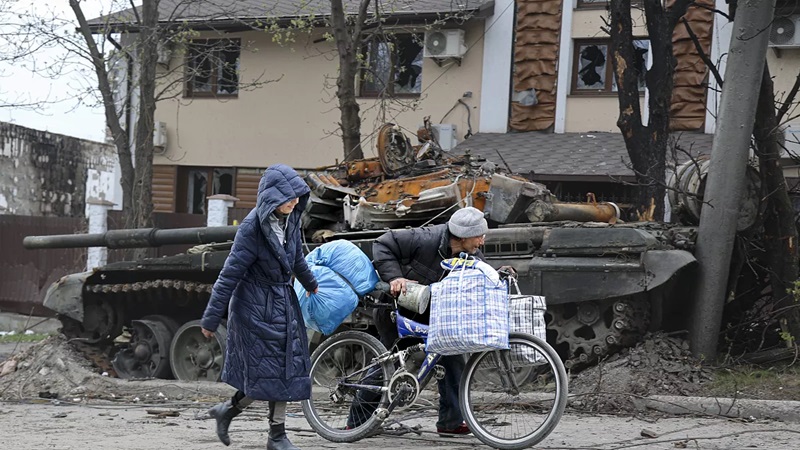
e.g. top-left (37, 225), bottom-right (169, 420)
top-left (23, 226), bottom-right (239, 250)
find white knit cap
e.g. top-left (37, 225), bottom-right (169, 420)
top-left (447, 207), bottom-right (488, 238)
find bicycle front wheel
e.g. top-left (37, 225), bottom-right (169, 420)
top-left (301, 331), bottom-right (394, 443)
top-left (460, 332), bottom-right (568, 450)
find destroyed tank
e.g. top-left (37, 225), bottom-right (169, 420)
top-left (21, 122), bottom-right (730, 381)
top-left (23, 208), bottom-right (700, 380)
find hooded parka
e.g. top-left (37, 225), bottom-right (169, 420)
top-left (201, 164), bottom-right (318, 401)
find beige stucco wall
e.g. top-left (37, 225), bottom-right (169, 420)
top-left (565, 9), bottom-right (648, 133)
top-left (768, 49), bottom-right (800, 128)
top-left (153, 22), bottom-right (484, 169)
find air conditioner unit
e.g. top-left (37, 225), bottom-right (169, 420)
top-left (769, 15), bottom-right (800, 48)
top-left (153, 121), bottom-right (167, 151)
top-left (431, 124), bottom-right (458, 151)
top-left (423, 29), bottom-right (467, 59)
top-left (156, 40), bottom-right (173, 66)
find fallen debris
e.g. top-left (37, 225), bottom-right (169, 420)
top-left (146, 409), bottom-right (180, 418)
top-left (570, 332), bottom-right (713, 414)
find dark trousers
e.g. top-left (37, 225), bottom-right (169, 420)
top-left (346, 308), bottom-right (464, 429)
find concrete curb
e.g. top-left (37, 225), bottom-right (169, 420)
top-left (645, 395), bottom-right (800, 422)
top-left (0, 313), bottom-right (60, 334)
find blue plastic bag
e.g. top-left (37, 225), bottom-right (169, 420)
top-left (295, 265), bottom-right (358, 335)
top-left (304, 240), bottom-right (379, 295)
top-left (294, 240), bottom-right (379, 335)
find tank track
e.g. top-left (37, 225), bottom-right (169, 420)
top-left (62, 280), bottom-right (214, 378)
top-left (69, 340), bottom-right (118, 377)
top-left (547, 295), bottom-right (650, 370)
top-left (85, 280), bottom-right (213, 295)
top-left (66, 278), bottom-right (648, 376)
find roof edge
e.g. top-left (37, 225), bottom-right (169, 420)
top-left (86, 2), bottom-right (494, 34)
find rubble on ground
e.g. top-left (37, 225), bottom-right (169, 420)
top-left (0, 334), bottom-right (234, 402)
top-left (569, 332), bottom-right (714, 414)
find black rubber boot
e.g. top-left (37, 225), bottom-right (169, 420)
top-left (208, 399), bottom-right (242, 446)
top-left (267, 423), bottom-right (300, 450)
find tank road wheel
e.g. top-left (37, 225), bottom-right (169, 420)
top-left (112, 317), bottom-right (177, 379)
top-left (169, 320), bottom-right (227, 382)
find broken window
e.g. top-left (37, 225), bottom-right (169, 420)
top-left (185, 39), bottom-right (240, 98)
top-left (576, 1), bottom-right (641, 8)
top-left (572, 39), bottom-right (649, 94)
top-left (576, 0), bottom-right (608, 8)
top-left (360, 33), bottom-right (424, 97)
top-left (178, 167), bottom-right (236, 214)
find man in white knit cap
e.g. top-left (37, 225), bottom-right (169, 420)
top-left (347, 206), bottom-right (515, 436)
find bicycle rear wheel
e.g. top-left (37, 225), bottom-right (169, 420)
top-left (301, 331), bottom-right (394, 443)
top-left (460, 332), bottom-right (568, 450)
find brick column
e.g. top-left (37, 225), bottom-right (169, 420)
top-left (86, 198), bottom-right (116, 270)
top-left (207, 194), bottom-right (238, 227)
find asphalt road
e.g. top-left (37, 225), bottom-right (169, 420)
top-left (0, 400), bottom-right (798, 450)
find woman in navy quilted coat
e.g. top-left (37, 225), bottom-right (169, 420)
top-left (200, 164), bottom-right (318, 450)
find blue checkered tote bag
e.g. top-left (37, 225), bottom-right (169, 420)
top-left (426, 257), bottom-right (510, 356)
top-left (478, 279), bottom-right (547, 368)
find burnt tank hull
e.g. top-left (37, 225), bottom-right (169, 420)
top-left (30, 221), bottom-right (697, 377)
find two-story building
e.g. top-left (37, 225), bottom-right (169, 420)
top-left (90, 1), bottom-right (800, 215)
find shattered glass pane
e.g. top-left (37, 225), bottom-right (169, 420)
top-left (361, 41), bottom-right (391, 95)
top-left (187, 40), bottom-right (240, 96)
top-left (187, 169), bottom-right (208, 214)
top-left (394, 35), bottom-right (423, 94)
top-left (361, 33), bottom-right (423, 96)
top-left (576, 44), bottom-right (607, 90)
top-left (611, 40), bottom-right (649, 92)
top-left (217, 44), bottom-right (240, 95)
top-left (213, 168), bottom-right (234, 196)
top-left (190, 45), bottom-right (213, 93)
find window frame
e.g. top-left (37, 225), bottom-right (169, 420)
top-left (184, 38), bottom-right (241, 99)
top-left (176, 166), bottom-right (237, 214)
top-left (358, 32), bottom-right (424, 99)
top-left (576, 0), bottom-right (609, 10)
top-left (576, 0), bottom-right (641, 9)
top-left (571, 38), bottom-right (649, 96)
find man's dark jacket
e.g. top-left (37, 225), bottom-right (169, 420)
top-left (372, 224), bottom-right (484, 323)
top-left (201, 164), bottom-right (318, 401)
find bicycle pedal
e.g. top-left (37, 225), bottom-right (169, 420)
top-left (374, 408), bottom-right (390, 421)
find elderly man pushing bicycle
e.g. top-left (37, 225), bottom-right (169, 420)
top-left (347, 206), bottom-right (515, 436)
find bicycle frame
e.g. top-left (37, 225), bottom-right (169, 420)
top-left (334, 309), bottom-right (442, 400)
top-left (394, 311), bottom-right (442, 388)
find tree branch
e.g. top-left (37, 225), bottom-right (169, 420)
top-left (777, 72), bottom-right (800, 124)
top-left (666, 0), bottom-right (694, 30)
top-left (681, 17), bottom-right (723, 87)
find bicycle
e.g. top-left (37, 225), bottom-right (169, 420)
top-left (301, 274), bottom-right (569, 449)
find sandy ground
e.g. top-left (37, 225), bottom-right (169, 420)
top-left (0, 400), bottom-right (799, 450)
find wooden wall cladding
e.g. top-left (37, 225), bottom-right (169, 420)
top-left (234, 168), bottom-right (262, 209)
top-left (669, 0), bottom-right (714, 131)
top-left (152, 165), bottom-right (177, 212)
top-left (510, 0), bottom-right (562, 132)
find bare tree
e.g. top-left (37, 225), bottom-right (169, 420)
top-left (753, 63), bottom-right (800, 348)
top-left (4, 0), bottom-right (279, 231)
top-left (70, 0), bottom-right (157, 230)
top-left (330, 0), bottom-right (371, 161)
top-left (609, 0), bottom-right (692, 220)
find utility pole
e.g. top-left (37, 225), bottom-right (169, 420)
top-left (689, 0), bottom-right (776, 359)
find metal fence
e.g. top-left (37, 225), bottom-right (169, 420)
top-left (0, 215), bottom-right (87, 316)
